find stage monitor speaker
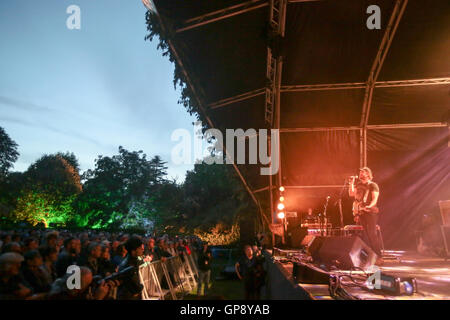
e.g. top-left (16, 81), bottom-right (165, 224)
top-left (303, 236), bottom-right (327, 258)
top-left (301, 234), bottom-right (316, 247)
top-left (441, 225), bottom-right (450, 256)
top-left (439, 200), bottom-right (450, 226)
top-left (292, 261), bottom-right (330, 284)
top-left (287, 226), bottom-right (308, 248)
top-left (314, 236), bottom-right (377, 271)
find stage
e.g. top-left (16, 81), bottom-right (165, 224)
top-left (265, 249), bottom-right (450, 300)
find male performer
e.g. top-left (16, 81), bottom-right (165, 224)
top-left (348, 167), bottom-right (383, 265)
top-left (302, 208), bottom-right (316, 223)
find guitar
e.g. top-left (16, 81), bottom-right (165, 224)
top-left (352, 200), bottom-right (379, 217)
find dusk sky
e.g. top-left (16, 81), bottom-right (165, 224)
top-left (0, 0), bottom-right (201, 182)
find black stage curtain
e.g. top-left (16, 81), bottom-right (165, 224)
top-left (279, 127), bottom-right (449, 249)
top-left (367, 127), bottom-right (449, 249)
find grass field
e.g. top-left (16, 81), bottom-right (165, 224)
top-left (184, 257), bottom-right (244, 300)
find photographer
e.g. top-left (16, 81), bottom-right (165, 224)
top-left (117, 236), bottom-right (144, 300)
top-left (48, 266), bottom-right (117, 300)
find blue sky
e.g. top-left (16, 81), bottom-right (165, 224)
top-left (0, 0), bottom-right (200, 182)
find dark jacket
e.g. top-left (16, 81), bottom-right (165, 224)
top-left (197, 250), bottom-right (212, 272)
top-left (55, 251), bottom-right (79, 278)
top-left (117, 256), bottom-right (143, 300)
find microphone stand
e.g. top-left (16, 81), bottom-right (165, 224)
top-left (337, 179), bottom-right (347, 234)
top-left (322, 197), bottom-right (330, 236)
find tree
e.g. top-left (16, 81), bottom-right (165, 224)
top-left (55, 151), bottom-right (81, 174)
top-left (180, 158), bottom-right (252, 232)
top-left (11, 154), bottom-right (82, 226)
top-left (0, 171), bottom-right (25, 218)
top-left (25, 154), bottom-right (82, 197)
top-left (13, 191), bottom-right (75, 227)
top-left (75, 146), bottom-right (170, 229)
top-left (0, 126), bottom-right (19, 177)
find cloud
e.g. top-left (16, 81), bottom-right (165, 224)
top-left (0, 96), bottom-right (53, 113)
top-left (0, 115), bottom-right (105, 148)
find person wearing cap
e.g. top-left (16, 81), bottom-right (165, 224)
top-left (348, 166), bottom-right (383, 265)
top-left (0, 252), bottom-right (32, 299)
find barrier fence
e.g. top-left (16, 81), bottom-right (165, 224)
top-left (138, 251), bottom-right (199, 300)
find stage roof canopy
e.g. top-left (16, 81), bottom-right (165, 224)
top-left (146, 0), bottom-right (449, 245)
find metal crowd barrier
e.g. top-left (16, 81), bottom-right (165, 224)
top-left (139, 251), bottom-right (199, 300)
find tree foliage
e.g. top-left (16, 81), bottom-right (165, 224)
top-left (10, 154), bottom-right (82, 226)
top-left (74, 147), bottom-right (171, 229)
top-left (0, 126), bottom-right (19, 177)
top-left (25, 154), bottom-right (82, 197)
top-left (2, 139), bottom-right (256, 241)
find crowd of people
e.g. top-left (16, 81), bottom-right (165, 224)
top-left (0, 228), bottom-right (269, 300)
top-left (0, 229), bottom-right (204, 300)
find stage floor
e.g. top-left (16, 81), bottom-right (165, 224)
top-left (274, 250), bottom-right (450, 300)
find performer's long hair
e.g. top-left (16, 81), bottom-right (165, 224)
top-left (360, 167), bottom-right (373, 180)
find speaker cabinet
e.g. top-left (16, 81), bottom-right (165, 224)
top-left (286, 226), bottom-right (308, 248)
top-left (302, 235), bottom-right (326, 258)
top-left (292, 261), bottom-right (330, 284)
top-left (314, 236), bottom-right (377, 271)
top-left (439, 200), bottom-right (450, 226)
top-left (441, 225), bottom-right (450, 256)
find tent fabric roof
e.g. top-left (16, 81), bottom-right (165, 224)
top-left (154, 0), bottom-right (449, 128)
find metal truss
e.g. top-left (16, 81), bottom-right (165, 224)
top-left (361, 0), bottom-right (409, 128)
top-left (176, 0), bottom-right (269, 33)
top-left (280, 126), bottom-right (361, 133)
top-left (141, 0), bottom-right (157, 13)
top-left (175, 0), bottom-right (321, 33)
top-left (207, 77), bottom-right (449, 109)
top-left (151, 0), bottom-right (447, 236)
top-left (288, 0), bottom-right (321, 3)
top-left (279, 123), bottom-right (448, 133)
top-left (282, 82), bottom-right (366, 92)
top-left (367, 122), bottom-right (448, 130)
top-left (265, 0), bottom-right (287, 127)
top-left (253, 186), bottom-right (277, 194)
top-left (360, 0), bottom-right (409, 166)
top-left (269, 0), bottom-right (288, 36)
top-left (285, 185), bottom-right (344, 189)
top-left (209, 88), bottom-right (265, 109)
top-left (150, 2), bottom-right (271, 228)
top-left (375, 77), bottom-right (450, 88)
top-left (265, 48), bottom-right (277, 126)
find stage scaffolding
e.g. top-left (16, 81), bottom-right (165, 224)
top-left (145, 0), bottom-right (449, 236)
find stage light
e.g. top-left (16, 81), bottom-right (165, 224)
top-left (279, 186), bottom-right (285, 192)
top-left (279, 196), bottom-right (285, 202)
top-left (277, 212), bottom-right (285, 219)
top-left (277, 203), bottom-right (285, 210)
